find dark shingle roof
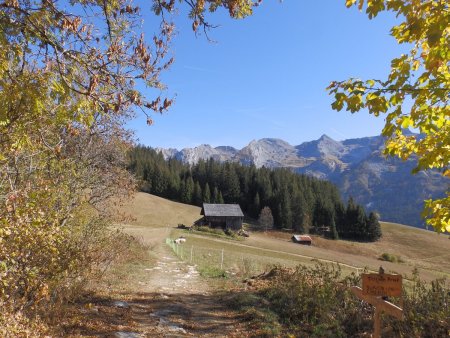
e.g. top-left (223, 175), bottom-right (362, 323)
top-left (201, 203), bottom-right (244, 217)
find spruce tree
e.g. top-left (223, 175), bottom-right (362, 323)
top-left (252, 192), bottom-right (261, 218)
top-left (223, 164), bottom-right (240, 202)
top-left (280, 187), bottom-right (293, 229)
top-left (217, 191), bottom-right (224, 204)
top-left (329, 218), bottom-right (339, 240)
top-left (203, 182), bottom-right (211, 203)
top-left (212, 186), bottom-right (219, 203)
top-left (181, 176), bottom-right (194, 204)
top-left (354, 205), bottom-right (368, 240)
top-left (367, 212), bottom-right (382, 241)
top-left (334, 201), bottom-right (346, 237)
top-left (345, 197), bottom-right (358, 239)
top-left (128, 145), bottom-right (371, 241)
top-left (193, 181), bottom-right (202, 206)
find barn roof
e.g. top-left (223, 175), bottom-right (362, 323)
top-left (201, 203), bottom-right (244, 217)
top-left (292, 235), bottom-right (312, 242)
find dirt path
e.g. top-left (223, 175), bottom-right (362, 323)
top-left (127, 244), bottom-right (246, 337)
top-left (71, 226), bottom-right (249, 338)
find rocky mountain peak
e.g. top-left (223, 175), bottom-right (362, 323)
top-left (151, 132), bottom-right (448, 228)
top-left (240, 138), bottom-right (299, 168)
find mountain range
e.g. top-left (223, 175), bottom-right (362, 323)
top-left (155, 133), bottom-right (448, 228)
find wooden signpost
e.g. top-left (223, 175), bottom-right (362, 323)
top-left (351, 267), bottom-right (403, 338)
top-left (362, 273), bottom-right (402, 297)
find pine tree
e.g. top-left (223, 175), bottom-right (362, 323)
top-left (217, 191), bottom-right (224, 204)
top-left (193, 181), bottom-right (202, 206)
top-left (334, 201), bottom-right (346, 237)
top-left (279, 187), bottom-right (293, 229)
top-left (203, 182), bottom-right (211, 203)
top-left (181, 176), bottom-right (194, 204)
top-left (127, 145), bottom-right (371, 240)
top-left (354, 205), bottom-right (368, 240)
top-left (367, 212), bottom-right (382, 241)
top-left (329, 218), bottom-right (339, 240)
top-left (212, 186), bottom-right (219, 203)
top-left (252, 192), bottom-right (261, 218)
top-left (345, 197), bottom-right (358, 239)
top-left (313, 199), bottom-right (333, 234)
top-left (223, 164), bottom-right (240, 202)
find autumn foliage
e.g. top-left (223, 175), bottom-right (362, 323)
top-left (329, 0), bottom-right (449, 232)
top-left (0, 0), bottom-right (262, 333)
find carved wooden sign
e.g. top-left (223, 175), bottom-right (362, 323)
top-left (362, 273), bottom-right (402, 297)
top-left (351, 268), bottom-right (403, 338)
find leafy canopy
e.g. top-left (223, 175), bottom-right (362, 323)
top-left (0, 0), bottom-right (260, 310)
top-left (328, 0), bottom-right (449, 232)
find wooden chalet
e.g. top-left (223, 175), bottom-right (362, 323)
top-left (199, 203), bottom-right (244, 230)
top-left (291, 235), bottom-right (312, 246)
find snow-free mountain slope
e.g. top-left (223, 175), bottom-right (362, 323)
top-left (154, 134), bottom-right (448, 228)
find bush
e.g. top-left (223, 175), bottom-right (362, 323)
top-left (386, 270), bottom-right (449, 337)
top-left (198, 266), bottom-right (228, 278)
top-left (227, 292), bottom-right (281, 337)
top-left (231, 263), bottom-right (449, 337)
top-left (380, 252), bottom-right (404, 263)
top-left (259, 264), bottom-right (370, 337)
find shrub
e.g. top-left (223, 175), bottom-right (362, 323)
top-left (227, 292), bottom-right (281, 337)
top-left (234, 263), bottom-right (448, 337)
top-left (386, 270), bottom-right (449, 337)
top-left (380, 252), bottom-right (404, 263)
top-left (259, 263), bottom-right (371, 337)
top-left (198, 266), bottom-right (228, 278)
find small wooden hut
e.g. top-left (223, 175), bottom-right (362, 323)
top-left (291, 235), bottom-right (312, 246)
top-left (199, 203), bottom-right (244, 230)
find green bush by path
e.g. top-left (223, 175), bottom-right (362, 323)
top-left (227, 263), bottom-right (449, 337)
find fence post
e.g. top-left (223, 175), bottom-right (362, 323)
top-left (190, 245), bottom-right (193, 263)
top-left (221, 249), bottom-right (224, 270)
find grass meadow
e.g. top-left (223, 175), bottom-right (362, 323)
top-left (120, 193), bottom-right (450, 284)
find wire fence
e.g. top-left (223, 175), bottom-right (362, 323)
top-left (165, 238), bottom-right (301, 277)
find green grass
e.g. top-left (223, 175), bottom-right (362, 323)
top-left (114, 193), bottom-right (450, 338)
top-left (198, 266), bottom-right (228, 278)
top-left (122, 193), bottom-right (450, 282)
top-left (167, 229), bottom-right (359, 280)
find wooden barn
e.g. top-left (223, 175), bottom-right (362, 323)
top-left (199, 203), bottom-right (244, 230)
top-left (291, 235), bottom-right (312, 246)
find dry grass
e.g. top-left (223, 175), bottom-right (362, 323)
top-left (119, 192), bottom-right (201, 229)
top-left (61, 193), bottom-right (447, 336)
top-left (120, 193), bottom-right (449, 282)
top-left (262, 222), bottom-right (449, 279)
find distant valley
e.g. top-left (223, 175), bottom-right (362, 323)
top-left (155, 133), bottom-right (448, 228)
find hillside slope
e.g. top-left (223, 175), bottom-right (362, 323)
top-left (122, 192), bottom-right (201, 229)
top-left (122, 193), bottom-right (449, 280)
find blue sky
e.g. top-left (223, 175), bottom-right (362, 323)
top-left (130, 1), bottom-right (405, 149)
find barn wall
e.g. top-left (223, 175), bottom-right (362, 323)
top-left (205, 216), bottom-right (242, 230)
top-left (226, 217), bottom-right (243, 230)
top-left (205, 216), bottom-right (226, 228)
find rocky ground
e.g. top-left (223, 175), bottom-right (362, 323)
top-left (65, 227), bottom-right (250, 337)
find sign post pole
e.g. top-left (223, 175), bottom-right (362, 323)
top-left (351, 267), bottom-right (403, 338)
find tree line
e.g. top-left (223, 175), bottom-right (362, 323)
top-left (128, 145), bottom-right (381, 241)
